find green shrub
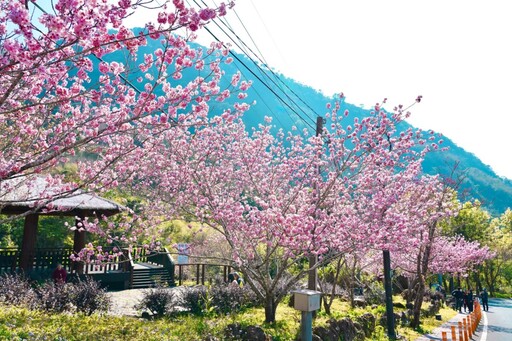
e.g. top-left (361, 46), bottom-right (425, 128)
top-left (70, 277), bottom-right (111, 315)
top-left (135, 286), bottom-right (176, 317)
top-left (364, 282), bottom-right (385, 305)
top-left (493, 292), bottom-right (512, 299)
top-left (180, 286), bottom-right (211, 315)
top-left (35, 281), bottom-right (73, 313)
top-left (0, 273), bottom-right (38, 308)
top-left (209, 284), bottom-right (258, 314)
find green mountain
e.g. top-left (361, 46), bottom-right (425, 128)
top-left (98, 33), bottom-right (512, 216)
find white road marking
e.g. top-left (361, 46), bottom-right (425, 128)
top-left (480, 310), bottom-right (488, 341)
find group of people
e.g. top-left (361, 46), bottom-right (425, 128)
top-left (451, 287), bottom-right (489, 312)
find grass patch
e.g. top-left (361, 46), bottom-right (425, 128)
top-left (493, 292), bottom-right (512, 299)
top-left (396, 302), bottom-right (458, 340)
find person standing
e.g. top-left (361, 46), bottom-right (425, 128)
top-left (467, 289), bottom-right (474, 312)
top-left (452, 287), bottom-right (464, 312)
top-left (463, 289), bottom-right (469, 312)
top-left (480, 288), bottom-right (489, 311)
top-left (52, 263), bottom-right (67, 285)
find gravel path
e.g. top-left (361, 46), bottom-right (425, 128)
top-left (108, 288), bottom-right (147, 316)
top-left (107, 287), bottom-right (185, 317)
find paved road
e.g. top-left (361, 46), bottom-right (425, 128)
top-left (475, 298), bottom-right (512, 341)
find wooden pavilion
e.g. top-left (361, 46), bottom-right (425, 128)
top-left (0, 175), bottom-right (175, 289)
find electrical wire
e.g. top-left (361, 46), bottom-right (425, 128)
top-left (191, 0), bottom-right (319, 131)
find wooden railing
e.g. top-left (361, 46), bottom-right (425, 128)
top-left (35, 248), bottom-right (73, 271)
top-left (175, 263), bottom-right (232, 286)
top-left (127, 249), bottom-right (135, 288)
top-left (0, 248), bottom-right (19, 273)
top-left (0, 247), bottom-right (74, 273)
top-left (81, 247), bottom-right (130, 274)
top-left (129, 246), bottom-right (152, 263)
top-left (139, 247), bottom-right (176, 286)
top-left (0, 247), bottom-right (132, 275)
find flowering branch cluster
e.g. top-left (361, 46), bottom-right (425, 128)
top-left (1, 0), bottom-right (236, 198)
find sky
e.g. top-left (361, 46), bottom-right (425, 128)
top-left (185, 0), bottom-right (511, 179)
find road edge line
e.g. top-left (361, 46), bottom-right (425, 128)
top-left (480, 310), bottom-right (488, 341)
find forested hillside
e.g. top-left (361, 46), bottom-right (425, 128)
top-left (98, 33), bottom-right (512, 215)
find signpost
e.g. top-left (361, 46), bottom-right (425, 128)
top-left (176, 243), bottom-right (190, 265)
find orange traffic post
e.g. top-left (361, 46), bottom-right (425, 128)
top-left (468, 314), bottom-right (473, 339)
top-left (472, 313), bottom-right (476, 333)
top-left (442, 331), bottom-right (448, 341)
top-left (463, 317), bottom-right (469, 341)
top-left (458, 322), bottom-right (463, 341)
top-left (451, 325), bottom-right (457, 341)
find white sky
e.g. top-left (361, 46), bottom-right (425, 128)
top-left (190, 0), bottom-right (512, 179)
top-left (123, 0), bottom-right (512, 179)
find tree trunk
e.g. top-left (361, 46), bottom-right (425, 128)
top-left (410, 276), bottom-right (426, 329)
top-left (411, 242), bottom-right (430, 329)
top-left (465, 276), bottom-right (471, 290)
top-left (405, 277), bottom-right (417, 304)
top-left (473, 270), bottom-right (482, 293)
top-left (321, 256), bottom-right (344, 315)
top-left (322, 294), bottom-right (331, 315)
top-left (264, 297), bottom-right (277, 323)
top-left (447, 276), bottom-right (453, 293)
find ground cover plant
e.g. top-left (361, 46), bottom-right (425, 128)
top-left (0, 293), bottom-right (457, 340)
top-left (0, 273), bottom-right (111, 315)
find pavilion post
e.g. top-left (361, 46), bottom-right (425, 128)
top-left (20, 214), bottom-right (39, 272)
top-left (73, 214), bottom-right (86, 274)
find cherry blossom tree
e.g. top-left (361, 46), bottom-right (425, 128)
top-left (0, 0), bottom-right (238, 219)
top-left (385, 176), bottom-right (493, 328)
top-left (112, 94), bottom-right (445, 322)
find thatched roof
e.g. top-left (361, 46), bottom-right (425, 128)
top-left (0, 175), bottom-right (126, 217)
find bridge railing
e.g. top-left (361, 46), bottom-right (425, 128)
top-left (175, 262), bottom-right (232, 286)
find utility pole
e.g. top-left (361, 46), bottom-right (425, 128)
top-left (308, 116), bottom-right (325, 292)
top-left (383, 250), bottom-right (396, 339)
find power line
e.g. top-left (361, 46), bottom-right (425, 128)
top-left (228, 6), bottom-right (322, 120)
top-left (213, 0), bottom-right (320, 122)
top-left (202, 24), bottom-right (316, 131)
top-left (214, 9), bottom-right (319, 120)
top-left (192, 0), bottom-right (318, 130)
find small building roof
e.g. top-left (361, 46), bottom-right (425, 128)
top-left (0, 175), bottom-right (126, 217)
